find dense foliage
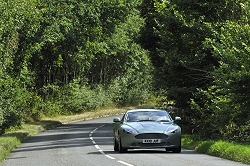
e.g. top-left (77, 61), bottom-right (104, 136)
top-left (1, 0), bottom-right (250, 144)
top-left (0, 0), bottom-right (152, 134)
top-left (140, 0), bottom-right (250, 142)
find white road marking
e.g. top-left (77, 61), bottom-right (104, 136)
top-left (118, 160), bottom-right (134, 166)
top-left (105, 155), bottom-right (115, 159)
top-left (94, 145), bottom-right (99, 149)
top-left (98, 149), bottom-right (105, 155)
top-left (89, 125), bottom-right (135, 166)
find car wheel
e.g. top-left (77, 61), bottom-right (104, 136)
top-left (118, 138), bottom-right (127, 153)
top-left (172, 139), bottom-right (181, 153)
top-left (114, 137), bottom-right (119, 151)
top-left (172, 146), bottom-right (181, 153)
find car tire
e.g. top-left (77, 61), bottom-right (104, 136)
top-left (118, 138), bottom-right (127, 153)
top-left (114, 137), bottom-right (119, 151)
top-left (172, 139), bottom-right (181, 153)
top-left (172, 146), bottom-right (181, 153)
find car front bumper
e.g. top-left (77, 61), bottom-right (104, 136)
top-left (120, 132), bottom-right (181, 149)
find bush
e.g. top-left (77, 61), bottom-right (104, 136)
top-left (108, 73), bottom-right (152, 106)
top-left (0, 79), bottom-right (24, 133)
top-left (0, 108), bottom-right (3, 134)
top-left (0, 76), bottom-right (45, 134)
top-left (45, 80), bottom-right (113, 115)
top-left (60, 82), bottom-right (98, 113)
top-left (40, 100), bottom-right (62, 117)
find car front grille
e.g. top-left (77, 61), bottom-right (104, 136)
top-left (135, 133), bottom-right (168, 139)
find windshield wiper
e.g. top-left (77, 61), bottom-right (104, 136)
top-left (158, 120), bottom-right (170, 122)
top-left (138, 119), bottom-right (156, 122)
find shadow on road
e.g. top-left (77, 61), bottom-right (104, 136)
top-left (10, 122), bottom-right (111, 154)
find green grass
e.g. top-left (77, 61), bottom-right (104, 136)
top-left (0, 132), bottom-right (27, 162)
top-left (182, 134), bottom-right (250, 165)
top-left (0, 120), bottom-right (63, 162)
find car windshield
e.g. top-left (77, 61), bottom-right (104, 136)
top-left (125, 110), bottom-right (171, 122)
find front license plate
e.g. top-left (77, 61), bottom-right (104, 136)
top-left (143, 139), bottom-right (161, 143)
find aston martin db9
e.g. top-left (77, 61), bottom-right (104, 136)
top-left (113, 109), bottom-right (181, 153)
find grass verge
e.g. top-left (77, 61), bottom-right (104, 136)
top-left (182, 134), bottom-right (250, 165)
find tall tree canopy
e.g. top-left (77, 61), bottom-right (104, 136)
top-left (0, 0), bottom-right (152, 133)
top-left (139, 0), bottom-right (250, 141)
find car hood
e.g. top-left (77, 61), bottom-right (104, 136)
top-left (125, 121), bottom-right (176, 133)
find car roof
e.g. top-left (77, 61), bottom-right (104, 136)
top-left (126, 109), bottom-right (167, 113)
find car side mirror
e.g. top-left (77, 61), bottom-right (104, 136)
top-left (174, 116), bottom-right (181, 123)
top-left (113, 117), bottom-right (121, 122)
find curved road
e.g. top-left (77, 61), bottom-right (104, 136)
top-left (1, 116), bottom-right (248, 166)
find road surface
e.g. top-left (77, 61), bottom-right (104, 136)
top-left (1, 116), bottom-right (248, 166)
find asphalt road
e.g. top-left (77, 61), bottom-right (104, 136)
top-left (1, 115), bottom-right (248, 166)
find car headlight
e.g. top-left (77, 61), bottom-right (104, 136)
top-left (166, 126), bottom-right (179, 133)
top-left (122, 127), bottom-right (137, 134)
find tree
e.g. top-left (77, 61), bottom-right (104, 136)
top-left (199, 18), bottom-right (250, 141)
top-left (0, 0), bottom-right (43, 133)
top-left (140, 0), bottom-right (250, 141)
top-left (140, 0), bottom-right (219, 108)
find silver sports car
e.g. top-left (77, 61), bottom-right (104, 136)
top-left (113, 109), bottom-right (181, 153)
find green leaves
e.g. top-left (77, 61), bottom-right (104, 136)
top-left (140, 0), bottom-right (250, 142)
top-left (0, 0), bottom-right (153, 133)
top-left (188, 2), bottom-right (250, 141)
